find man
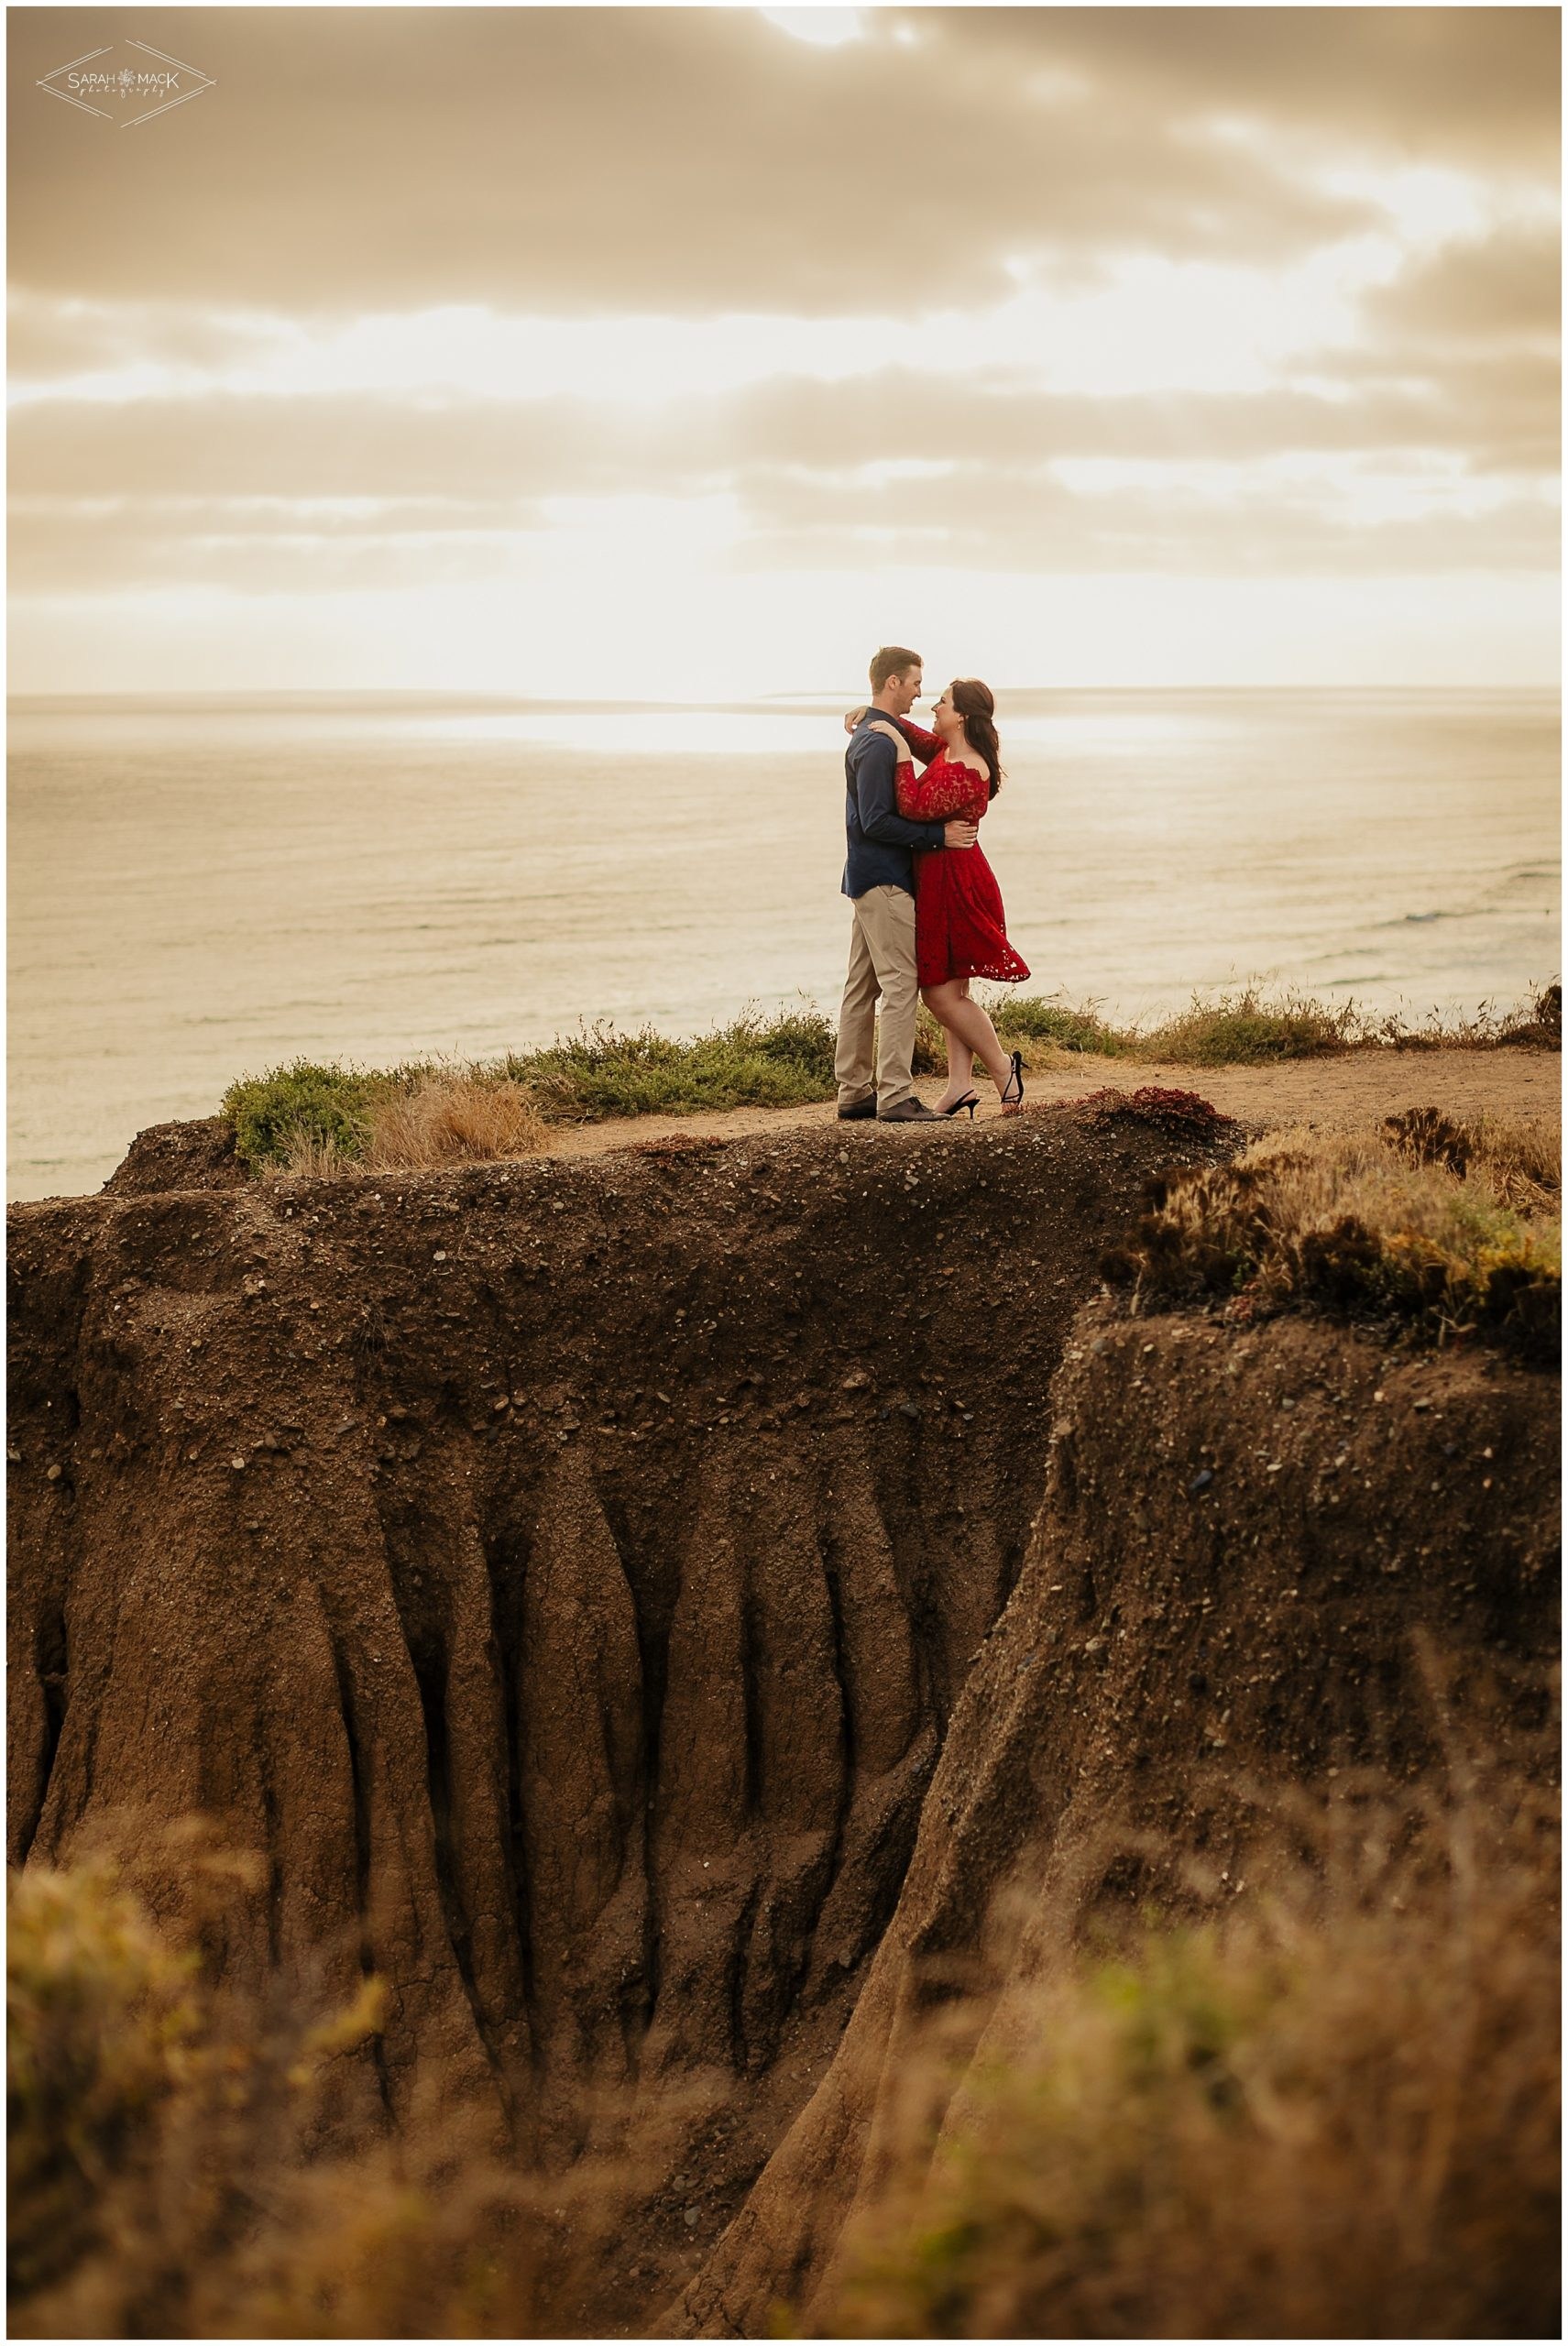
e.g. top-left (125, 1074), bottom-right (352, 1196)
top-left (836, 645), bottom-right (978, 1122)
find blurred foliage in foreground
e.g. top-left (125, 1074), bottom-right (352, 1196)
top-left (819, 1750), bottom-right (1560, 2341)
top-left (5, 1824), bottom-right (608, 2340)
top-left (9, 1744), bottom-right (1558, 2339)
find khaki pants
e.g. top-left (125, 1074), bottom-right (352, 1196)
top-left (836, 884), bottom-right (920, 1112)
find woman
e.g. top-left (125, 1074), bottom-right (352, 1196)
top-left (847, 678), bottom-right (1029, 1116)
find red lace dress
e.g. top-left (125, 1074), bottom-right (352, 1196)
top-left (892, 722), bottom-right (1031, 990)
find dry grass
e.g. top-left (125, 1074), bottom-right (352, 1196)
top-left (1102, 1108), bottom-right (1561, 1359)
top-left (10, 1743), bottom-right (1557, 2340)
top-left (275, 1131), bottom-right (362, 1180)
top-left (823, 1755), bottom-right (1560, 2340)
top-left (6, 1825), bottom-right (652, 2340)
top-left (223, 1009), bottom-right (841, 1171)
top-left (265, 1074), bottom-right (549, 1177)
top-left (362, 1073), bottom-right (549, 1169)
top-left (984, 980), bottom-right (1563, 1067)
top-left (1382, 1104), bottom-right (1561, 1210)
top-left (1242, 1116), bottom-right (1560, 1260)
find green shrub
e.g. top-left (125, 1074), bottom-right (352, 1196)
top-left (988, 995), bottom-right (1132, 1056)
top-left (501, 1006), bottom-right (839, 1120)
top-left (1140, 987), bottom-right (1358, 1065)
top-left (222, 1062), bottom-right (407, 1174)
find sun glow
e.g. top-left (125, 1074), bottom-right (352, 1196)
top-left (7, 231), bottom-right (1435, 415)
top-left (760, 9), bottom-right (863, 48)
top-left (12, 561), bottom-right (1558, 701)
top-left (7, 15), bottom-right (1556, 698)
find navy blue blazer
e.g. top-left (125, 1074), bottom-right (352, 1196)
top-left (841, 713), bottom-right (944, 900)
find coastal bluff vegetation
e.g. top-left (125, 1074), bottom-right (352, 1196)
top-left (7, 1016), bottom-right (1560, 2338)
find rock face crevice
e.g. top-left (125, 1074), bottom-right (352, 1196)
top-left (673, 1305), bottom-right (1560, 2336)
top-left (9, 1115), bottom-right (1207, 2211)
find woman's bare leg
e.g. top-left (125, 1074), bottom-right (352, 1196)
top-left (923, 980), bottom-right (1014, 1099)
top-left (931, 980), bottom-right (975, 1111)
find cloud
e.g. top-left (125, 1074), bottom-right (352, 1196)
top-left (716, 361), bottom-right (1560, 475)
top-left (1358, 219), bottom-right (1560, 345)
top-left (7, 8), bottom-right (1555, 689)
top-left (10, 328), bottom-right (1555, 509)
top-left (728, 459), bottom-right (1559, 576)
top-left (8, 5), bottom-right (1480, 315)
top-left (930, 7), bottom-right (1560, 173)
top-left (11, 442), bottom-right (1553, 597)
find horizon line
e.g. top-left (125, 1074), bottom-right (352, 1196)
top-left (9, 682), bottom-right (1562, 707)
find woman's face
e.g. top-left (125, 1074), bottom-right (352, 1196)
top-left (931, 685), bottom-right (960, 733)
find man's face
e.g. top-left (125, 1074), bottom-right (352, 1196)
top-left (889, 665), bottom-right (922, 716)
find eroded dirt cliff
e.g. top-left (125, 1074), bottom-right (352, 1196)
top-left (673, 1305), bottom-right (1560, 2336)
top-left (9, 1107), bottom-right (1230, 2291)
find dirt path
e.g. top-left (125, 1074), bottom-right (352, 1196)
top-left (543, 1047), bottom-right (1559, 1160)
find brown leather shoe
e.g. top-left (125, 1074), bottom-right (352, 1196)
top-left (837, 1096), bottom-right (876, 1121)
top-left (876, 1098), bottom-right (941, 1123)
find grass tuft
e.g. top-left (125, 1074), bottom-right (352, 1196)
top-left (997, 997), bottom-right (1134, 1056)
top-left (913, 1005), bottom-right (948, 1074)
top-left (222, 1010), bottom-right (841, 1173)
top-left (503, 1005), bottom-right (839, 1122)
top-left (984, 980), bottom-right (1563, 1068)
top-left (1139, 985), bottom-right (1359, 1065)
top-left (363, 1074), bottom-right (549, 1170)
top-left (222, 1061), bottom-right (402, 1174)
top-left (1099, 1109), bottom-right (1561, 1360)
top-left (823, 1763), bottom-right (1560, 2341)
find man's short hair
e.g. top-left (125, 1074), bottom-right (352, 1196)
top-left (869, 645), bottom-right (922, 693)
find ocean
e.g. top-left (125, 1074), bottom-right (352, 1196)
top-left (7, 687), bottom-right (1560, 1202)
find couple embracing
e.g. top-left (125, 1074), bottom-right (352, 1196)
top-left (836, 644), bottom-right (1030, 1124)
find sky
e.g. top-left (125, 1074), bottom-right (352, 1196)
top-left (6, 5), bottom-right (1562, 697)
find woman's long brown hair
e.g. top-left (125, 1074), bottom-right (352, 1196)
top-left (952, 677), bottom-right (1003, 799)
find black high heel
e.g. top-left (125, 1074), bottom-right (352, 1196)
top-left (1000, 1050), bottom-right (1025, 1108)
top-left (941, 1091), bottom-right (980, 1120)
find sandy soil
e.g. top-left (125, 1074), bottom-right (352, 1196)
top-left (543, 1046), bottom-right (1560, 1161)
